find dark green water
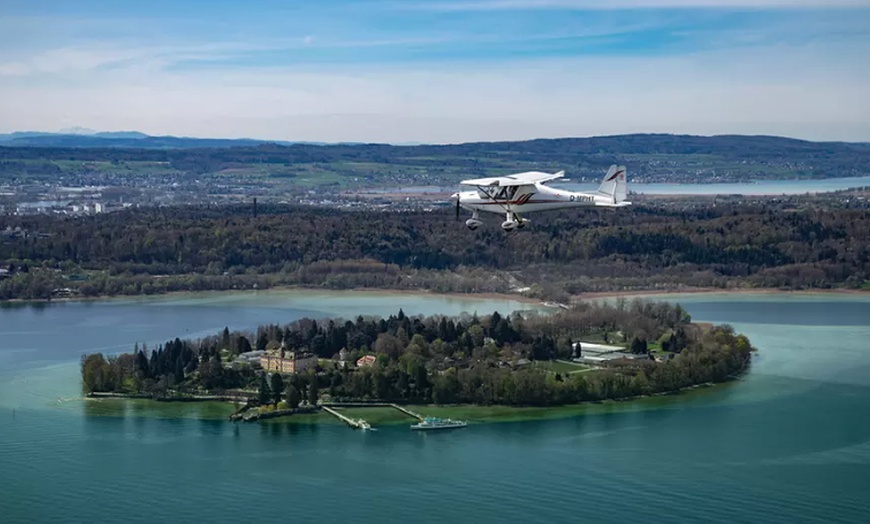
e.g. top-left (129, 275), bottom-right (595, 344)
top-left (1, 291), bottom-right (869, 523)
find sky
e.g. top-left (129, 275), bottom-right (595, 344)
top-left (1, 0), bottom-right (869, 143)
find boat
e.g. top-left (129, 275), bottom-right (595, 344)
top-left (410, 417), bottom-right (467, 430)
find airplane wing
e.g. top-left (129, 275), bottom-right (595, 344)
top-left (460, 170), bottom-right (565, 187)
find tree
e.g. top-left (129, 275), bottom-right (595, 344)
top-left (258, 375), bottom-right (270, 405)
top-left (255, 331), bottom-right (268, 352)
top-left (630, 337), bottom-right (648, 355)
top-left (285, 384), bottom-right (301, 409)
top-left (270, 373), bottom-right (284, 405)
top-left (308, 380), bottom-right (319, 405)
top-left (173, 357), bottom-right (184, 384)
top-left (236, 336), bottom-right (252, 354)
top-left (81, 353), bottom-right (109, 394)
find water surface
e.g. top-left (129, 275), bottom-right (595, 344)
top-left (1, 290), bottom-right (868, 523)
top-left (373, 175), bottom-right (870, 196)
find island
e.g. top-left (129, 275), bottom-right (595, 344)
top-left (81, 299), bottom-right (755, 425)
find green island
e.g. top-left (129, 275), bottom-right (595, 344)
top-left (81, 300), bottom-right (755, 426)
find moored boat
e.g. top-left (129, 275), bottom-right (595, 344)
top-left (411, 417), bottom-right (467, 430)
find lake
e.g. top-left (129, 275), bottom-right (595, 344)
top-left (1, 290), bottom-right (869, 523)
top-left (373, 175), bottom-right (870, 196)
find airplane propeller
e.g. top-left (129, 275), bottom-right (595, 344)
top-left (451, 192), bottom-right (461, 221)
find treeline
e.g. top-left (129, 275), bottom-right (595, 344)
top-left (80, 335), bottom-right (260, 396)
top-left (81, 301), bottom-right (754, 407)
top-left (3, 201), bottom-right (868, 300)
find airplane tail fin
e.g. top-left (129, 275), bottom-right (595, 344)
top-left (597, 165), bottom-right (627, 204)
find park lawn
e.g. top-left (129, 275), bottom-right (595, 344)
top-left (535, 360), bottom-right (588, 374)
top-left (334, 406), bottom-right (417, 425)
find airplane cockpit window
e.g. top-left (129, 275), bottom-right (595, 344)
top-left (492, 186), bottom-right (519, 200)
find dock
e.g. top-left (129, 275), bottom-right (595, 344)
top-left (321, 406), bottom-right (372, 430)
top-left (389, 403), bottom-right (424, 421)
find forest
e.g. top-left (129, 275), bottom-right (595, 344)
top-left (2, 200), bottom-right (868, 300)
top-left (80, 300), bottom-right (754, 407)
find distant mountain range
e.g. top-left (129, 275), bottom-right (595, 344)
top-left (0, 130), bottom-right (324, 148)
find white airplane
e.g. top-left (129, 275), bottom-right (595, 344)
top-left (452, 165), bottom-right (630, 231)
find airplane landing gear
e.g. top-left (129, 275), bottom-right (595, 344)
top-left (502, 212), bottom-right (527, 231)
top-left (466, 212), bottom-right (482, 230)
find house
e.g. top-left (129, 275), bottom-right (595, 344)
top-left (260, 343), bottom-right (317, 374)
top-left (356, 354), bottom-right (377, 368)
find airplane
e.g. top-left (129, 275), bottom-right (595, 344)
top-left (452, 164), bottom-right (630, 231)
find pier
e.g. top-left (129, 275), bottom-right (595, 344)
top-left (321, 406), bottom-right (372, 430)
top-left (389, 403), bottom-right (424, 421)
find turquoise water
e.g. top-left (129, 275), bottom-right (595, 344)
top-left (564, 175), bottom-right (870, 196)
top-left (1, 291), bottom-right (869, 523)
top-left (380, 176), bottom-right (870, 196)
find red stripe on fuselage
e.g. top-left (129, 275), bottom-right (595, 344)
top-left (475, 199), bottom-right (576, 205)
top-left (605, 170), bottom-right (625, 182)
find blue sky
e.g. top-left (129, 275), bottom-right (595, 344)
top-left (1, 0), bottom-right (869, 142)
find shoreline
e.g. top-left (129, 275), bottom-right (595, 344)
top-left (576, 287), bottom-right (870, 300)
top-left (84, 379), bottom-right (736, 425)
top-left (86, 350), bottom-right (753, 426)
top-left (0, 284), bottom-right (546, 307)
top-left (2, 282), bottom-right (867, 307)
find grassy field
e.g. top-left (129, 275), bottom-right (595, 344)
top-left (534, 360), bottom-right (589, 374)
top-left (48, 159), bottom-right (180, 175)
top-left (332, 406), bottom-right (415, 425)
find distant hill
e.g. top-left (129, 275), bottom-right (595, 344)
top-left (0, 131), bottom-right (302, 148)
top-left (1, 132), bottom-right (868, 181)
top-left (0, 129), bottom-right (866, 152)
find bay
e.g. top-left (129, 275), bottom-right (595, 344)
top-left (1, 290), bottom-right (868, 523)
top-left (374, 175), bottom-right (870, 197)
